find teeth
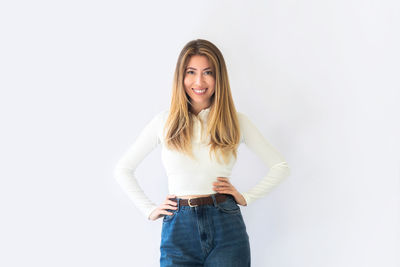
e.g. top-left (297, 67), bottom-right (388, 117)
top-left (193, 88), bottom-right (206, 93)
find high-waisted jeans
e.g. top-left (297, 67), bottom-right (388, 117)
top-left (160, 193), bottom-right (251, 267)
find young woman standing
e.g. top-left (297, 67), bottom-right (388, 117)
top-left (114, 39), bottom-right (291, 267)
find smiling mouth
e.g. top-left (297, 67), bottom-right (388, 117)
top-left (192, 88), bottom-right (207, 94)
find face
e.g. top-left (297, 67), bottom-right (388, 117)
top-left (184, 55), bottom-right (216, 111)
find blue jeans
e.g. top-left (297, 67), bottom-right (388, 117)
top-left (160, 193), bottom-right (251, 267)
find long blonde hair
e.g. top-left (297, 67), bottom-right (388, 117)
top-left (163, 39), bottom-right (241, 165)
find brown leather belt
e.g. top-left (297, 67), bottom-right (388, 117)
top-left (170, 193), bottom-right (229, 207)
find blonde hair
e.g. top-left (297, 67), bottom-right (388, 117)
top-left (163, 39), bottom-right (241, 165)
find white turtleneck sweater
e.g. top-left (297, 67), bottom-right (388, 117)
top-left (114, 106), bottom-right (290, 220)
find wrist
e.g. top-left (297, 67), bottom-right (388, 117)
top-left (233, 191), bottom-right (247, 206)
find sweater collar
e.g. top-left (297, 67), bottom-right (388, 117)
top-left (198, 106), bottom-right (211, 118)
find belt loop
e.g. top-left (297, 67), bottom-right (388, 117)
top-left (177, 197), bottom-right (181, 212)
top-left (211, 193), bottom-right (217, 207)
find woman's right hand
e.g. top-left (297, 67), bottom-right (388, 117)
top-left (148, 194), bottom-right (178, 221)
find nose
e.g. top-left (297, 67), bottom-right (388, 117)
top-left (194, 73), bottom-right (205, 86)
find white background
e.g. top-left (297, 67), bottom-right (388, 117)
top-left (1, 0), bottom-right (399, 266)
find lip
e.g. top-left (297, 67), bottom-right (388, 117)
top-left (192, 88), bottom-right (207, 95)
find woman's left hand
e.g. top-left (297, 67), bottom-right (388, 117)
top-left (212, 177), bottom-right (247, 206)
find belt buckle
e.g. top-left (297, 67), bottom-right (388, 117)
top-left (188, 197), bottom-right (198, 207)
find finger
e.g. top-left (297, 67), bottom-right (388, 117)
top-left (161, 203), bottom-right (178, 210)
top-left (159, 210), bottom-right (174, 216)
top-left (161, 204), bottom-right (177, 210)
top-left (164, 203), bottom-right (178, 209)
top-left (214, 181), bottom-right (229, 186)
top-left (166, 194), bottom-right (176, 199)
top-left (216, 189), bottom-right (233, 195)
top-left (214, 185), bottom-right (234, 193)
top-left (214, 183), bottom-right (231, 188)
top-left (165, 199), bottom-right (177, 206)
top-left (216, 179), bottom-right (230, 184)
top-left (214, 187), bottom-right (226, 193)
top-left (217, 177), bottom-right (230, 181)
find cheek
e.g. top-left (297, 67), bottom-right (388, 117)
top-left (208, 78), bottom-right (215, 89)
top-left (208, 82), bottom-right (216, 92)
top-left (183, 78), bottom-right (191, 91)
top-left (185, 75), bottom-right (195, 84)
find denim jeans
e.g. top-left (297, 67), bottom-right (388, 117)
top-left (160, 193), bottom-right (251, 267)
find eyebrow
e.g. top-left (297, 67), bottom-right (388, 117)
top-left (186, 67), bottom-right (212, 71)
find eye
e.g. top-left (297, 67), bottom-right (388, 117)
top-left (205, 71), bottom-right (213, 75)
top-left (186, 70), bottom-right (194, 74)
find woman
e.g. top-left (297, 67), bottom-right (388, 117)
top-left (114, 39), bottom-right (290, 267)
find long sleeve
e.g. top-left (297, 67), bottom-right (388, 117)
top-left (113, 111), bottom-right (164, 220)
top-left (238, 112), bottom-right (291, 206)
